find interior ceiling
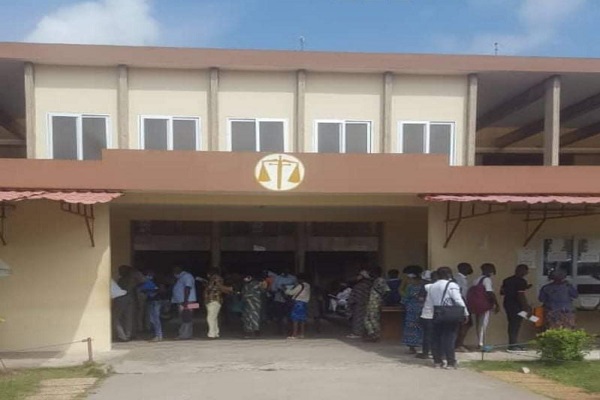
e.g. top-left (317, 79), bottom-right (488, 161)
top-left (477, 72), bottom-right (600, 132)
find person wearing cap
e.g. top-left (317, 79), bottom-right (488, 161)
top-left (346, 269), bottom-right (373, 339)
top-left (538, 268), bottom-right (578, 329)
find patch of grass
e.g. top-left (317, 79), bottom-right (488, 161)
top-left (469, 360), bottom-right (600, 394)
top-left (0, 363), bottom-right (109, 400)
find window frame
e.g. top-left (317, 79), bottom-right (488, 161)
top-left (397, 121), bottom-right (456, 164)
top-left (139, 115), bottom-right (202, 151)
top-left (313, 119), bottom-right (373, 153)
top-left (227, 118), bottom-right (289, 152)
top-left (47, 113), bottom-right (112, 160)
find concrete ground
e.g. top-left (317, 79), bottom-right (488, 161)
top-left (87, 337), bottom-right (547, 400)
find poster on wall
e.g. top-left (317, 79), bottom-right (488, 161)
top-left (576, 238), bottom-right (600, 277)
top-left (517, 249), bottom-right (537, 268)
top-left (547, 238), bottom-right (569, 262)
top-left (543, 238), bottom-right (573, 276)
top-left (577, 238), bottom-right (600, 263)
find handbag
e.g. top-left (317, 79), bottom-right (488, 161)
top-left (433, 281), bottom-right (465, 324)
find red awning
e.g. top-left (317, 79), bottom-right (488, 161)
top-left (424, 195), bottom-right (600, 204)
top-left (0, 190), bottom-right (122, 204)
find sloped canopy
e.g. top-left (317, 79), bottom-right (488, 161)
top-left (424, 195), bottom-right (600, 205)
top-left (0, 190), bottom-right (121, 204)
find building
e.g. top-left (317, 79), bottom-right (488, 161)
top-left (0, 42), bottom-right (599, 354)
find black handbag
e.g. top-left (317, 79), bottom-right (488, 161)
top-left (433, 281), bottom-right (465, 324)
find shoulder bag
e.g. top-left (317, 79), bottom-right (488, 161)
top-left (433, 281), bottom-right (465, 324)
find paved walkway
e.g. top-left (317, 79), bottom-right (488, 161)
top-left (87, 338), bottom-right (546, 400)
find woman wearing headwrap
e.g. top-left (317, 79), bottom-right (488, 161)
top-left (346, 270), bottom-right (373, 339)
top-left (401, 265), bottom-right (426, 353)
top-left (241, 274), bottom-right (267, 338)
top-left (539, 269), bottom-right (578, 329)
top-left (364, 267), bottom-right (391, 342)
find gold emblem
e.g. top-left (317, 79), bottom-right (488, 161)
top-left (255, 154), bottom-right (305, 191)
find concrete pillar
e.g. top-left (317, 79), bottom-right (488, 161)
top-left (295, 70), bottom-right (306, 153)
top-left (208, 68), bottom-right (220, 151)
top-left (377, 222), bottom-right (385, 270)
top-left (295, 222), bottom-right (307, 274)
top-left (382, 72), bottom-right (393, 153)
top-left (465, 74), bottom-right (478, 166)
top-left (117, 65), bottom-right (129, 150)
top-left (24, 62), bottom-right (35, 159)
top-left (544, 76), bottom-right (561, 166)
top-left (211, 221), bottom-right (221, 270)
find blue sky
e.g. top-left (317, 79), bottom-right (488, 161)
top-left (0, 0), bottom-right (598, 57)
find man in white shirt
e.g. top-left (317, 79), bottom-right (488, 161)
top-left (171, 266), bottom-right (197, 340)
top-left (454, 262), bottom-right (473, 352)
top-left (470, 263), bottom-right (500, 349)
top-left (421, 267), bottom-right (468, 369)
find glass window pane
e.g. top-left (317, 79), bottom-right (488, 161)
top-left (345, 123), bottom-right (369, 153)
top-left (82, 117), bottom-right (107, 160)
top-left (144, 119), bottom-right (168, 150)
top-left (173, 119), bottom-right (197, 150)
top-left (318, 123), bottom-right (341, 153)
top-left (52, 116), bottom-right (78, 160)
top-left (402, 123), bottom-right (425, 154)
top-left (430, 124), bottom-right (452, 155)
top-left (231, 120), bottom-right (257, 151)
top-left (259, 121), bottom-right (284, 152)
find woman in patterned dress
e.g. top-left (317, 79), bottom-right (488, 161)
top-left (241, 275), bottom-right (267, 338)
top-left (539, 269), bottom-right (578, 329)
top-left (364, 267), bottom-right (391, 342)
top-left (347, 270), bottom-right (373, 339)
top-left (401, 265), bottom-right (425, 353)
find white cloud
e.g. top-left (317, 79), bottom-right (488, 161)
top-left (24, 0), bottom-right (160, 46)
top-left (441, 0), bottom-right (588, 55)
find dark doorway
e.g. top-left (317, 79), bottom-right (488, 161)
top-left (220, 251), bottom-right (296, 277)
top-left (133, 250), bottom-right (211, 280)
top-left (306, 251), bottom-right (377, 289)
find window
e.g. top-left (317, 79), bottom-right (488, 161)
top-left (315, 121), bottom-right (371, 153)
top-left (228, 119), bottom-right (286, 152)
top-left (48, 114), bottom-right (110, 160)
top-left (398, 121), bottom-right (455, 163)
top-left (140, 116), bottom-right (201, 151)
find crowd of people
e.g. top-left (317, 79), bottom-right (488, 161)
top-left (111, 266), bottom-right (323, 342)
top-left (110, 261), bottom-right (580, 368)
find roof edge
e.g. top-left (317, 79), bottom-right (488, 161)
top-left (0, 42), bottom-right (599, 74)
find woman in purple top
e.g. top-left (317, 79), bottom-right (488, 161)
top-left (538, 269), bottom-right (579, 329)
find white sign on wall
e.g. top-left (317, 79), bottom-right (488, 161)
top-left (517, 249), bottom-right (537, 269)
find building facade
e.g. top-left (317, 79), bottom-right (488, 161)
top-left (0, 43), bottom-right (599, 353)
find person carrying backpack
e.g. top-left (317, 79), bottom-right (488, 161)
top-left (466, 263), bottom-right (500, 349)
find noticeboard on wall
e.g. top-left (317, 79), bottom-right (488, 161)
top-left (543, 237), bottom-right (600, 277)
top-left (575, 238), bottom-right (600, 277)
top-left (542, 238), bottom-right (573, 276)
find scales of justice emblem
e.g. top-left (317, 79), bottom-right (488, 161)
top-left (255, 154), bottom-right (305, 191)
